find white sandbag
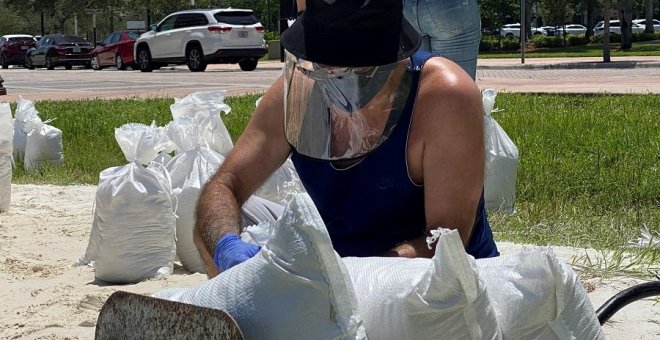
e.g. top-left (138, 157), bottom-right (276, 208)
top-left (23, 117), bottom-right (64, 171)
top-left (170, 90), bottom-right (233, 156)
top-left (0, 102), bottom-right (13, 212)
top-left (254, 158), bottom-right (306, 205)
top-left (477, 248), bottom-right (605, 339)
top-left (150, 124), bottom-right (176, 165)
top-left (483, 89), bottom-right (518, 213)
top-left (344, 229), bottom-right (502, 340)
top-left (77, 123), bottom-right (176, 284)
top-left (12, 96), bottom-right (39, 162)
top-left (154, 193), bottom-right (366, 340)
top-left (166, 117), bottom-right (225, 273)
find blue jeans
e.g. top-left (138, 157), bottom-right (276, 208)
top-left (403, 0), bottom-right (481, 79)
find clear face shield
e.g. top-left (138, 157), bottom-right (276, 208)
top-left (283, 50), bottom-right (412, 161)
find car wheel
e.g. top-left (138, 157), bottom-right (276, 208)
top-left (186, 45), bottom-right (207, 72)
top-left (65, 64), bottom-right (73, 70)
top-left (25, 55), bottom-right (35, 70)
top-left (0, 54), bottom-right (7, 69)
top-left (116, 54), bottom-right (127, 70)
top-left (238, 58), bottom-right (258, 71)
top-left (137, 46), bottom-right (153, 72)
top-left (45, 54), bottom-right (55, 70)
top-left (505, 33), bottom-right (514, 38)
top-left (91, 55), bottom-right (101, 70)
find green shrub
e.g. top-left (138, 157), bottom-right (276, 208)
top-left (264, 31), bottom-right (280, 41)
top-left (500, 37), bottom-right (520, 51)
top-left (590, 34), bottom-right (622, 43)
top-left (479, 35), bottom-right (500, 52)
top-left (566, 34), bottom-right (589, 46)
top-left (530, 35), bottom-right (564, 48)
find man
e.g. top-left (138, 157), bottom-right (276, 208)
top-left (194, 0), bottom-right (498, 278)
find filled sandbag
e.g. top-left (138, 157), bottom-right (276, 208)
top-left (23, 115), bottom-right (64, 171)
top-left (483, 89), bottom-right (519, 213)
top-left (77, 123), bottom-right (176, 284)
top-left (12, 96), bottom-right (39, 162)
top-left (477, 248), bottom-right (605, 339)
top-left (154, 193), bottom-right (366, 340)
top-left (0, 102), bottom-right (13, 212)
top-left (344, 229), bottom-right (502, 340)
top-left (254, 158), bottom-right (306, 205)
top-left (166, 117), bottom-right (225, 273)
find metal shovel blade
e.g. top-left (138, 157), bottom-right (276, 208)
top-left (95, 291), bottom-right (244, 340)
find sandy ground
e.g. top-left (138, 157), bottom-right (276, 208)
top-left (0, 184), bottom-right (658, 339)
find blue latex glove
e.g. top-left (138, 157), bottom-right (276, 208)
top-left (213, 234), bottom-right (261, 272)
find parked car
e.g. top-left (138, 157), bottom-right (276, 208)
top-left (91, 31), bottom-right (138, 70)
top-left (533, 26), bottom-right (556, 36)
top-left (593, 20), bottom-right (644, 36)
top-left (134, 8), bottom-right (267, 72)
top-left (25, 34), bottom-right (93, 70)
top-left (553, 24), bottom-right (587, 37)
top-left (632, 18), bottom-right (660, 31)
top-left (0, 34), bottom-right (37, 68)
top-left (500, 23), bottom-right (521, 38)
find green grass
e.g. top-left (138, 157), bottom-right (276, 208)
top-left (7, 93), bottom-right (660, 276)
top-left (479, 40), bottom-right (660, 58)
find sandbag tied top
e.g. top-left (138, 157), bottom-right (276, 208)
top-left (0, 102), bottom-right (13, 213)
top-left (115, 122), bottom-right (167, 165)
top-left (155, 193), bottom-right (367, 340)
top-left (12, 96), bottom-right (39, 162)
top-left (167, 116), bottom-right (207, 153)
top-left (169, 90), bottom-right (233, 156)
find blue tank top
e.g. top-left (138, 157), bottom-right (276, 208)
top-left (291, 51), bottom-right (499, 259)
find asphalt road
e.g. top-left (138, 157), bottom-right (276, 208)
top-left (1, 58), bottom-right (659, 102)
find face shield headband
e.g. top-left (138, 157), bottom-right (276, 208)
top-left (283, 50), bottom-right (412, 161)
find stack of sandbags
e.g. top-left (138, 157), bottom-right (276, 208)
top-left (77, 123), bottom-right (176, 284)
top-left (0, 102), bottom-right (13, 213)
top-left (12, 96), bottom-right (63, 170)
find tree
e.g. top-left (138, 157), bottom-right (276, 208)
top-left (618, 0), bottom-right (634, 50)
top-left (644, 0), bottom-right (654, 33)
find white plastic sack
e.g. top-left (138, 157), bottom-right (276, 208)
top-left (477, 248), bottom-right (605, 339)
top-left (12, 96), bottom-right (39, 162)
top-left (150, 124), bottom-right (176, 165)
top-left (483, 89), bottom-right (518, 213)
top-left (254, 158), bottom-right (306, 205)
top-left (344, 229), bottom-right (502, 340)
top-left (166, 117), bottom-right (225, 273)
top-left (154, 193), bottom-right (366, 340)
top-left (23, 116), bottom-right (64, 171)
top-left (0, 102), bottom-right (13, 212)
top-left (77, 123), bottom-right (176, 284)
top-left (170, 91), bottom-right (233, 156)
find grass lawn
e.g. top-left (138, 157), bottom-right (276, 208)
top-left (479, 40), bottom-right (660, 58)
top-left (6, 93), bottom-right (659, 277)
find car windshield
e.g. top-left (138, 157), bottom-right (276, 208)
top-left (53, 35), bottom-right (88, 44)
top-left (8, 37), bottom-right (34, 43)
top-left (214, 11), bottom-right (258, 25)
top-left (127, 32), bottom-right (139, 40)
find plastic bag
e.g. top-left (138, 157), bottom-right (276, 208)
top-left (482, 89), bottom-right (518, 213)
top-left (77, 123), bottom-right (176, 284)
top-left (23, 116), bottom-right (64, 171)
top-left (254, 158), bottom-right (306, 205)
top-left (0, 102), bottom-right (13, 212)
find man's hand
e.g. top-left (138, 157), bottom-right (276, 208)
top-left (214, 234), bottom-right (261, 272)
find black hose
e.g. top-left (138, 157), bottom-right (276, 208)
top-left (595, 280), bottom-right (660, 325)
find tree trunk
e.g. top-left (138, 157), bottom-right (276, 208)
top-left (618, 0), bottom-right (634, 50)
top-left (603, 0), bottom-right (611, 62)
top-left (586, 0), bottom-right (598, 38)
top-left (645, 0), bottom-right (654, 33)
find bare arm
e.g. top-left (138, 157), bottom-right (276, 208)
top-left (194, 76), bottom-right (291, 277)
top-left (384, 58), bottom-right (485, 258)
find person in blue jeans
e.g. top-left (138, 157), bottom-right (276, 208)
top-left (194, 0), bottom-right (498, 278)
top-left (403, 0), bottom-right (481, 79)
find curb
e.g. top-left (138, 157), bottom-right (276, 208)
top-left (478, 61), bottom-right (660, 70)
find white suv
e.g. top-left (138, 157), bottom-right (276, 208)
top-left (134, 8), bottom-right (266, 72)
top-left (593, 20), bottom-right (644, 37)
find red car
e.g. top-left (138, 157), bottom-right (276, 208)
top-left (91, 31), bottom-right (139, 70)
top-left (0, 34), bottom-right (37, 68)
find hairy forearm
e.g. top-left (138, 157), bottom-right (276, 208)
top-left (194, 171), bottom-right (243, 277)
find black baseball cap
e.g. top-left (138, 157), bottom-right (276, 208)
top-left (280, 0), bottom-right (421, 67)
